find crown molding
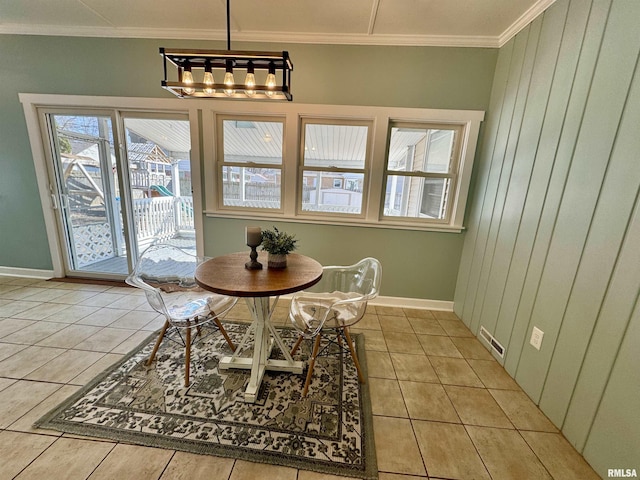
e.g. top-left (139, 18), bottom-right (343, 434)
top-left (0, 24), bottom-right (500, 48)
top-left (498, 0), bottom-right (556, 46)
top-left (234, 31), bottom-right (500, 48)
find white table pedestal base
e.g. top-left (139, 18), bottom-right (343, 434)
top-left (218, 297), bottom-right (303, 403)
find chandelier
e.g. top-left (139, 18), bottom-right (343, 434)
top-left (160, 0), bottom-right (293, 101)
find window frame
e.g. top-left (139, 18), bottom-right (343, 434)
top-left (202, 102), bottom-right (483, 232)
top-left (215, 114), bottom-right (287, 213)
top-left (297, 117), bottom-right (374, 220)
top-left (381, 121), bottom-right (465, 226)
top-left (20, 93), bottom-right (484, 280)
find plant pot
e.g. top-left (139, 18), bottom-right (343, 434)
top-left (268, 253), bottom-right (287, 269)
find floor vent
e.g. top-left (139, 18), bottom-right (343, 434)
top-left (479, 326), bottom-right (505, 358)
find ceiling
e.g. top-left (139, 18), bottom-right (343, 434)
top-left (0, 0), bottom-right (555, 48)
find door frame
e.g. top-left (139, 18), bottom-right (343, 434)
top-left (44, 110), bottom-right (130, 276)
top-left (20, 94), bottom-right (204, 279)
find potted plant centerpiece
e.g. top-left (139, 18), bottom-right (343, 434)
top-left (261, 226), bottom-right (298, 269)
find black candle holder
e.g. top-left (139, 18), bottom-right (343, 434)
top-left (245, 245), bottom-right (263, 270)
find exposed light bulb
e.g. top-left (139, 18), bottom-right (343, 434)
top-left (224, 71), bottom-right (235, 96)
top-left (224, 71), bottom-right (234, 86)
top-left (265, 63), bottom-right (277, 98)
top-left (243, 61), bottom-right (256, 97)
top-left (245, 73), bottom-right (256, 89)
top-left (222, 59), bottom-right (235, 96)
top-left (203, 70), bottom-right (215, 95)
top-left (182, 68), bottom-right (195, 95)
top-left (266, 73), bottom-right (276, 89)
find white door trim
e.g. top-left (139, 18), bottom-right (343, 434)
top-left (19, 93), bottom-right (203, 278)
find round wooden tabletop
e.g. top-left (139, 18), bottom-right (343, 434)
top-left (195, 252), bottom-right (323, 297)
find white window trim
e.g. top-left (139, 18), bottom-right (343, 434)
top-left (298, 117), bottom-right (374, 220)
top-left (382, 121), bottom-right (465, 225)
top-left (215, 114), bottom-right (287, 213)
top-left (203, 101), bottom-right (483, 232)
top-left (19, 94), bottom-right (483, 257)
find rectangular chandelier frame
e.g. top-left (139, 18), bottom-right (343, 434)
top-left (160, 48), bottom-right (293, 101)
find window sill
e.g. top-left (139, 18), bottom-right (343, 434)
top-left (204, 210), bottom-right (465, 233)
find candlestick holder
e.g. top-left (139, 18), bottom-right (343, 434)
top-left (245, 227), bottom-right (263, 270)
top-left (245, 244), bottom-right (262, 270)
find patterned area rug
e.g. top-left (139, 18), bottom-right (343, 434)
top-left (36, 322), bottom-right (378, 479)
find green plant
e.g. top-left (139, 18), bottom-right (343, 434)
top-left (261, 227), bottom-right (298, 255)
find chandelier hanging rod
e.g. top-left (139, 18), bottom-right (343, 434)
top-left (226, 0), bottom-right (231, 51)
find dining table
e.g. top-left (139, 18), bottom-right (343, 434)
top-left (195, 251), bottom-right (323, 402)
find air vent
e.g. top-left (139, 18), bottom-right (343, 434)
top-left (479, 326), bottom-right (505, 358)
top-left (490, 338), bottom-right (505, 356)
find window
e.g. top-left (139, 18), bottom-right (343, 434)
top-left (204, 102), bottom-right (483, 232)
top-left (299, 120), bottom-right (372, 217)
top-left (383, 123), bottom-right (462, 224)
top-left (217, 116), bottom-right (284, 211)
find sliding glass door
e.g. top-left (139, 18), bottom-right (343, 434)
top-left (122, 115), bottom-right (195, 256)
top-left (46, 112), bottom-right (130, 276)
top-left (43, 110), bottom-right (194, 279)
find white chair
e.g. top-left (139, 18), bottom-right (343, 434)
top-left (126, 244), bottom-right (238, 386)
top-left (289, 257), bottom-right (382, 396)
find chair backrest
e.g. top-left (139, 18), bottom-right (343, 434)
top-left (309, 257), bottom-right (382, 300)
top-left (290, 257), bottom-right (382, 334)
top-left (125, 244), bottom-right (205, 318)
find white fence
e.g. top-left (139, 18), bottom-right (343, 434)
top-left (132, 196), bottom-right (194, 243)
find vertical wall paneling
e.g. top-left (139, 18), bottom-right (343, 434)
top-left (475, 1), bottom-right (568, 341)
top-left (460, 27), bottom-right (534, 328)
top-left (539, 42), bottom-right (640, 425)
top-left (454, 43), bottom-right (515, 316)
top-left (503, 0), bottom-right (610, 377)
top-left (561, 58), bottom-right (640, 452)
top-left (495, 0), bottom-right (593, 368)
top-left (583, 300), bottom-right (640, 473)
top-left (468, 16), bottom-right (545, 337)
top-left (513, 0), bottom-right (640, 404)
top-left (455, 0), bottom-right (640, 476)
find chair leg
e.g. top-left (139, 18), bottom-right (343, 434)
top-left (146, 320), bottom-right (171, 366)
top-left (290, 335), bottom-right (304, 356)
top-left (343, 327), bottom-right (365, 384)
top-left (184, 326), bottom-right (192, 387)
top-left (212, 317), bottom-right (236, 352)
top-left (303, 332), bottom-right (322, 397)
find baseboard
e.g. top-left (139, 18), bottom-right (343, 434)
top-left (0, 268), bottom-right (454, 311)
top-left (280, 293), bottom-right (454, 311)
top-left (0, 266), bottom-right (55, 279)
top-left (370, 295), bottom-right (454, 311)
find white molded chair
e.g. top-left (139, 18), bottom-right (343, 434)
top-left (289, 257), bottom-right (382, 396)
top-left (126, 244), bottom-right (238, 386)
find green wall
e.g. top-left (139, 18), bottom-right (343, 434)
top-left (0, 34), bottom-right (496, 300)
top-left (203, 218), bottom-right (463, 300)
top-left (454, 0), bottom-right (640, 476)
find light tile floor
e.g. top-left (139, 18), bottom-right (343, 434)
top-left (0, 276), bottom-right (601, 480)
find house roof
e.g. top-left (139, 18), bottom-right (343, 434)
top-left (127, 143), bottom-right (172, 165)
